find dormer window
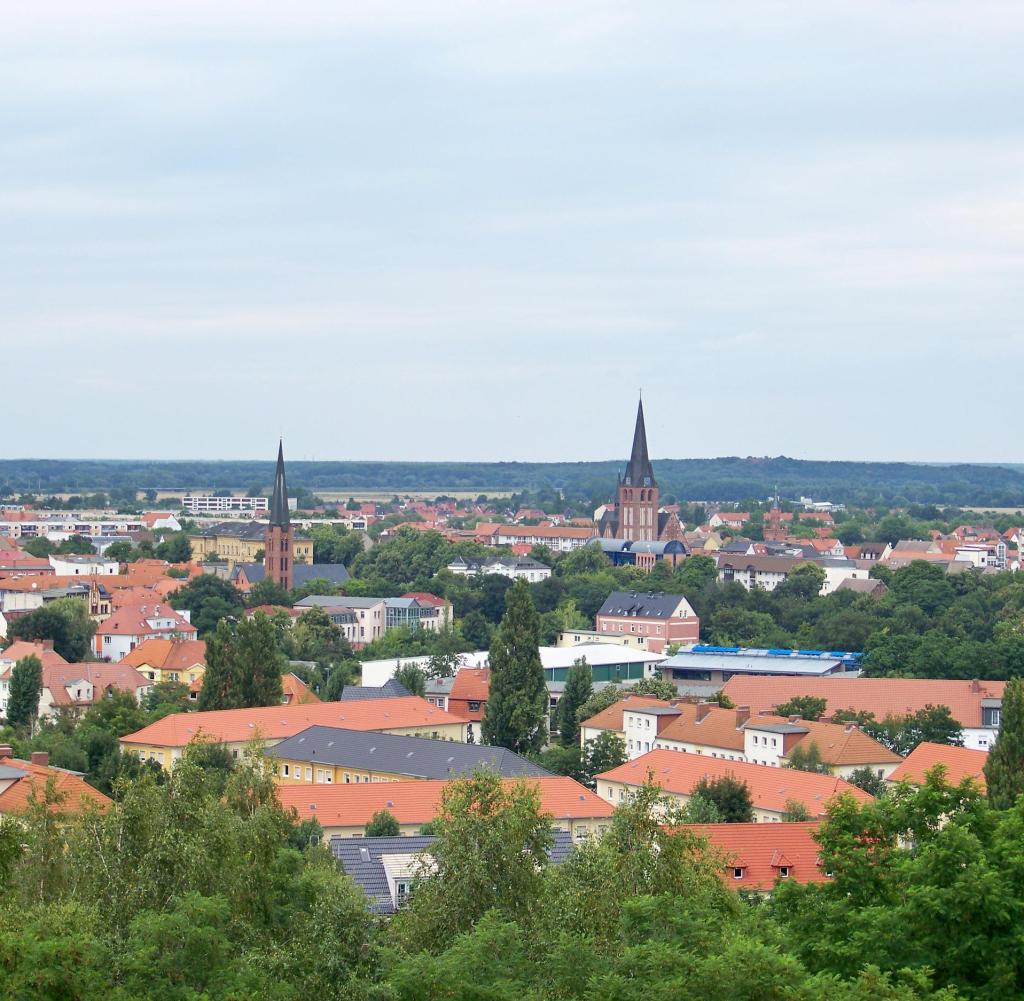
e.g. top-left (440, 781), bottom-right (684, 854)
top-left (778, 866), bottom-right (790, 878)
top-left (733, 867), bottom-right (745, 879)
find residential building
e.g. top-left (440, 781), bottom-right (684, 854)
top-left (595, 591), bottom-right (700, 654)
top-left (294, 594), bottom-right (450, 648)
top-left (596, 397), bottom-right (684, 543)
top-left (886, 741), bottom-right (988, 790)
top-left (331, 832), bottom-right (575, 913)
top-left (278, 775), bottom-right (614, 840)
top-left (484, 524), bottom-right (596, 552)
top-left (555, 628), bottom-right (650, 652)
top-left (721, 676), bottom-right (1006, 751)
top-left (48, 554), bottom-right (120, 576)
top-left (686, 821), bottom-right (831, 891)
top-left (118, 638), bottom-right (207, 686)
top-left (445, 668), bottom-right (489, 722)
top-left (596, 749), bottom-right (872, 822)
top-left (268, 724), bottom-right (550, 785)
top-left (659, 646), bottom-right (860, 689)
top-left (835, 577), bottom-right (887, 597)
top-left (0, 748), bottom-right (111, 816)
top-left (35, 662), bottom-right (152, 718)
top-left (717, 555), bottom-right (800, 591)
top-left (188, 521), bottom-right (312, 569)
top-left (588, 698), bottom-right (900, 778)
top-left (119, 695), bottom-right (470, 768)
top-left (94, 602), bottom-right (197, 661)
top-left (182, 495), bottom-right (269, 514)
top-left (281, 673), bottom-right (321, 706)
top-left (446, 555), bottom-right (552, 582)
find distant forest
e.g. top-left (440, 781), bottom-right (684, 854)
top-left (2, 456), bottom-right (1024, 507)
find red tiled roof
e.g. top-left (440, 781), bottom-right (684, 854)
top-left (887, 742), bottom-right (988, 790)
top-left (0, 641), bottom-right (69, 673)
top-left (277, 775), bottom-right (613, 828)
top-left (401, 592), bottom-right (448, 607)
top-left (597, 749), bottom-right (872, 817)
top-left (684, 821), bottom-right (830, 889)
top-left (721, 677), bottom-right (1005, 730)
top-left (42, 662), bottom-right (150, 706)
top-left (582, 695), bottom-right (669, 734)
top-left (120, 696), bottom-right (469, 748)
top-left (0, 756), bottom-right (111, 815)
top-left (97, 603), bottom-right (196, 637)
top-left (449, 668), bottom-right (490, 703)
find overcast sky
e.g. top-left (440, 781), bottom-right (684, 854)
top-left (3, 2), bottom-right (1023, 464)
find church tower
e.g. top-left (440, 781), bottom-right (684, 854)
top-left (616, 397), bottom-right (659, 541)
top-left (264, 440), bottom-right (294, 591)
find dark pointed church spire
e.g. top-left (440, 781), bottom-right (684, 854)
top-left (269, 439), bottom-right (290, 527)
top-left (623, 396), bottom-right (655, 487)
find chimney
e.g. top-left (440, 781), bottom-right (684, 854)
top-left (735, 705), bottom-right (750, 727)
top-left (788, 715), bottom-right (801, 724)
top-left (970, 679), bottom-right (981, 693)
top-left (31, 751), bottom-right (49, 767)
top-left (0, 744), bottom-right (12, 758)
top-left (695, 703), bottom-right (713, 722)
top-left (41, 639), bottom-right (54, 650)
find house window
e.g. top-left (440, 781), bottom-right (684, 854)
top-left (779, 866), bottom-right (790, 878)
top-left (468, 701), bottom-right (481, 712)
top-left (733, 867), bottom-right (744, 879)
top-left (283, 764), bottom-right (290, 777)
top-left (305, 767), bottom-right (312, 781)
top-left (574, 826), bottom-right (588, 841)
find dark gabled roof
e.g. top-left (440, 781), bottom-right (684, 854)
top-left (267, 725), bottom-right (553, 780)
top-left (270, 440), bottom-right (290, 528)
top-left (196, 521), bottom-right (268, 541)
top-left (622, 397), bottom-right (655, 488)
top-left (233, 562), bottom-right (351, 587)
top-left (597, 590), bottom-right (687, 619)
top-left (339, 679), bottom-right (412, 700)
top-left (331, 830), bottom-right (575, 913)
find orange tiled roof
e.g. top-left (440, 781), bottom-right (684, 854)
top-left (282, 673), bottom-right (321, 705)
top-left (887, 742), bottom-right (988, 790)
top-left (749, 714), bottom-right (903, 766)
top-left (596, 749), bottom-right (872, 817)
top-left (0, 641), bottom-right (69, 673)
top-left (582, 695), bottom-right (670, 734)
top-left (118, 638), bottom-right (207, 673)
top-left (685, 821), bottom-right (830, 889)
top-left (721, 677), bottom-right (1005, 730)
top-left (450, 668), bottom-right (490, 703)
top-left (97, 603), bottom-right (196, 637)
top-left (120, 695), bottom-right (469, 748)
top-left (0, 756), bottom-right (111, 815)
top-left (277, 775), bottom-right (613, 828)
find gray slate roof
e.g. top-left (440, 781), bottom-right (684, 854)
top-left (597, 591), bottom-right (686, 619)
top-left (339, 680), bottom-right (412, 700)
top-left (332, 830), bottom-right (575, 914)
top-left (267, 725), bottom-right (552, 780)
top-left (297, 595), bottom-right (380, 609)
top-left (234, 562), bottom-right (351, 586)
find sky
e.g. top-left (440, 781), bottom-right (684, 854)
top-left (3, 2), bottom-right (1023, 465)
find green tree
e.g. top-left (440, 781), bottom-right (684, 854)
top-left (691, 773), bottom-right (754, 822)
top-left (291, 606), bottom-right (351, 662)
top-left (365, 809), bottom-right (401, 837)
top-left (847, 766), bottom-right (888, 797)
top-left (481, 579), bottom-right (548, 754)
top-left (556, 658), bottom-right (592, 747)
top-left (10, 598), bottom-right (95, 662)
top-left (866, 705), bottom-right (963, 756)
top-left (6, 654), bottom-right (43, 732)
top-left (394, 662), bottom-right (427, 698)
top-left (154, 532), bottom-right (193, 562)
top-left (786, 740), bottom-right (832, 774)
top-left (103, 540), bottom-right (136, 562)
top-left (678, 792), bottom-right (722, 823)
top-left (781, 798), bottom-right (811, 821)
top-left (169, 573), bottom-right (245, 637)
top-left (775, 562), bottom-right (826, 600)
top-left (630, 676), bottom-right (678, 700)
top-left (55, 534), bottom-right (96, 555)
top-left (576, 685), bottom-right (625, 725)
top-left (197, 613), bottom-right (285, 710)
top-left (775, 695), bottom-right (828, 721)
top-left (21, 537), bottom-right (57, 558)
top-left (583, 731), bottom-right (627, 788)
top-left (985, 676), bottom-right (1024, 810)
top-left (246, 577), bottom-right (293, 608)
top-left (391, 769), bottom-right (553, 952)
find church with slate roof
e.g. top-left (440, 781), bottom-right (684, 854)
top-left (597, 398), bottom-right (684, 544)
top-left (264, 441), bottom-right (295, 590)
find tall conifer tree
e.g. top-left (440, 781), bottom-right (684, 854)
top-left (557, 657), bottom-right (592, 747)
top-left (481, 579), bottom-right (548, 754)
top-left (985, 677), bottom-right (1024, 810)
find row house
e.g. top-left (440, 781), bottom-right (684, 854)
top-left (94, 602), bottom-right (197, 661)
top-left (596, 749), bottom-right (873, 822)
top-left (446, 555), bottom-right (552, 582)
top-left (484, 524), bottom-right (596, 552)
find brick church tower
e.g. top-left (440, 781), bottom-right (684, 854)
top-left (616, 398), bottom-right (659, 542)
top-left (264, 440), bottom-right (294, 591)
